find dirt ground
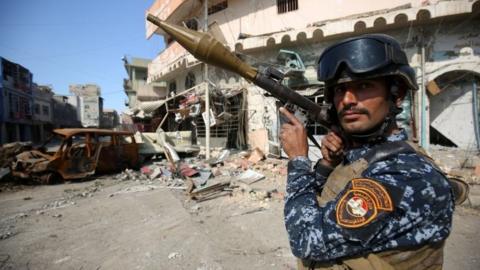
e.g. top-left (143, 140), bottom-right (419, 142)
top-left (1, 165), bottom-right (480, 269)
top-left (0, 173), bottom-right (295, 270)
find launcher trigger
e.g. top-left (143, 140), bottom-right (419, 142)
top-left (284, 102), bottom-right (296, 113)
top-left (280, 102), bottom-right (297, 125)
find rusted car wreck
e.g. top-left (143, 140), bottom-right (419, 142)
top-left (11, 129), bottom-right (140, 184)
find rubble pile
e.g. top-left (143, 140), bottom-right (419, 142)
top-left (0, 142), bottom-right (32, 180)
top-left (112, 147), bottom-right (288, 203)
top-left (429, 145), bottom-right (480, 208)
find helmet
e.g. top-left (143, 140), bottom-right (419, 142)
top-left (317, 34), bottom-right (418, 103)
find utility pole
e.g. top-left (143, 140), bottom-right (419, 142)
top-left (204, 0), bottom-right (210, 159)
top-left (419, 31), bottom-right (429, 150)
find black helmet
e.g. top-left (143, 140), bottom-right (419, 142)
top-left (317, 34), bottom-right (418, 103)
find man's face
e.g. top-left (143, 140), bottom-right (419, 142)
top-left (333, 78), bottom-right (390, 134)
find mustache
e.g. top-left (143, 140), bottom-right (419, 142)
top-left (338, 104), bottom-right (370, 118)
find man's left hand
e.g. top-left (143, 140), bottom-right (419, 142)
top-left (279, 107), bottom-right (308, 159)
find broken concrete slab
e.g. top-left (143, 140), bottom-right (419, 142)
top-left (235, 169), bottom-right (265, 185)
top-left (208, 149), bottom-right (231, 165)
top-left (189, 177), bottom-right (232, 201)
top-left (247, 148), bottom-right (265, 164)
top-left (190, 170), bottom-right (212, 187)
top-left (179, 164), bottom-right (198, 177)
top-left (149, 167), bottom-right (162, 179)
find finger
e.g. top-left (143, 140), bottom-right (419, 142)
top-left (321, 146), bottom-right (334, 162)
top-left (279, 107), bottom-right (302, 126)
top-left (325, 138), bottom-right (344, 155)
top-left (322, 139), bottom-right (340, 153)
top-left (281, 122), bottom-right (294, 130)
top-left (325, 137), bottom-right (342, 152)
top-left (328, 132), bottom-right (343, 146)
top-left (325, 134), bottom-right (342, 150)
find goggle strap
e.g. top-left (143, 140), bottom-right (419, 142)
top-left (390, 45), bottom-right (407, 65)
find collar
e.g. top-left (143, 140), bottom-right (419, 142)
top-left (344, 129), bottom-right (408, 164)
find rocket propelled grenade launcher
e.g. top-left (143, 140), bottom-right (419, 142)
top-left (146, 14), bottom-right (331, 129)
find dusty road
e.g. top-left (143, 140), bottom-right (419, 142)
top-left (0, 175), bottom-right (479, 270)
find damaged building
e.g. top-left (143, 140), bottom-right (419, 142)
top-left (144, 0), bottom-right (480, 153)
top-left (123, 54), bottom-right (247, 150)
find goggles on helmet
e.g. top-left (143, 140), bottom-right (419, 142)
top-left (317, 35), bottom-right (409, 82)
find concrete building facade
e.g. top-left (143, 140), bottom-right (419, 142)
top-left (68, 84), bottom-right (104, 128)
top-left (32, 84), bottom-right (54, 143)
top-left (101, 109), bottom-right (120, 129)
top-left (52, 95), bottom-right (81, 128)
top-left (122, 56), bottom-right (168, 124)
top-left (146, 0), bottom-right (480, 151)
top-left (0, 57), bottom-right (34, 144)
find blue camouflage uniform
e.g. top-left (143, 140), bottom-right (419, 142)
top-left (284, 129), bottom-right (454, 263)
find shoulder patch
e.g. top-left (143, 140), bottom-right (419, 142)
top-left (336, 178), bottom-right (393, 228)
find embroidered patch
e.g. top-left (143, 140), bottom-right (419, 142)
top-left (336, 178), bottom-right (393, 228)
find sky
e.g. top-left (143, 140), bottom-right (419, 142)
top-left (0, 0), bottom-right (164, 113)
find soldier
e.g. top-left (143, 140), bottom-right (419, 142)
top-left (279, 34), bottom-right (455, 270)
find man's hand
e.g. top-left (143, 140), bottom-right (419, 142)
top-left (320, 131), bottom-right (344, 168)
top-left (279, 107), bottom-right (308, 159)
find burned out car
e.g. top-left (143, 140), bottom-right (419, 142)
top-left (11, 129), bottom-right (140, 184)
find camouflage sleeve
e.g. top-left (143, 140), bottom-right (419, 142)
top-left (284, 153), bottom-right (454, 262)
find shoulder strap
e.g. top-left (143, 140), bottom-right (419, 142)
top-left (363, 140), bottom-right (469, 205)
top-left (363, 140), bottom-right (416, 164)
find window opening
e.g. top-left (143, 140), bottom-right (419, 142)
top-left (208, 0), bottom-right (228, 15)
top-left (42, 105), bottom-right (49, 116)
top-left (169, 81), bottom-right (177, 96)
top-left (185, 72), bottom-right (196, 89)
top-left (184, 18), bottom-right (199, 31)
top-left (277, 0), bottom-right (298, 14)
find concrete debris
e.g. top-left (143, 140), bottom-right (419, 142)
top-left (247, 148), bottom-right (265, 164)
top-left (0, 142), bottom-right (32, 168)
top-left (114, 185), bottom-right (159, 195)
top-left (0, 231), bottom-right (15, 240)
top-left (14, 213), bottom-right (28, 219)
top-left (42, 199), bottom-right (75, 210)
top-left (168, 252), bottom-right (181, 259)
top-left (235, 169), bottom-right (265, 185)
top-left (149, 167), bottom-right (162, 179)
top-left (179, 164), bottom-right (199, 177)
top-left (0, 142), bottom-right (32, 181)
top-left (141, 166), bottom-right (152, 175)
top-left (190, 170), bottom-right (212, 187)
top-left (189, 177), bottom-right (232, 201)
top-left (208, 149), bottom-right (231, 165)
top-left (228, 207), bottom-right (267, 218)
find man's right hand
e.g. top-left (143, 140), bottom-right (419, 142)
top-left (320, 131), bottom-right (344, 168)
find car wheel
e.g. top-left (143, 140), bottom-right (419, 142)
top-left (41, 172), bottom-right (64, 185)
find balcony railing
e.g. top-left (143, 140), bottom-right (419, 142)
top-left (148, 42), bottom-right (200, 82)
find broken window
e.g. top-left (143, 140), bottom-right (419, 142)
top-left (277, 0), bottom-right (298, 14)
top-left (185, 72), bottom-right (196, 89)
top-left (184, 18), bottom-right (199, 31)
top-left (196, 90), bottom-right (246, 148)
top-left (208, 0), bottom-right (228, 15)
top-left (42, 105), bottom-right (49, 116)
top-left (169, 81), bottom-right (177, 96)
